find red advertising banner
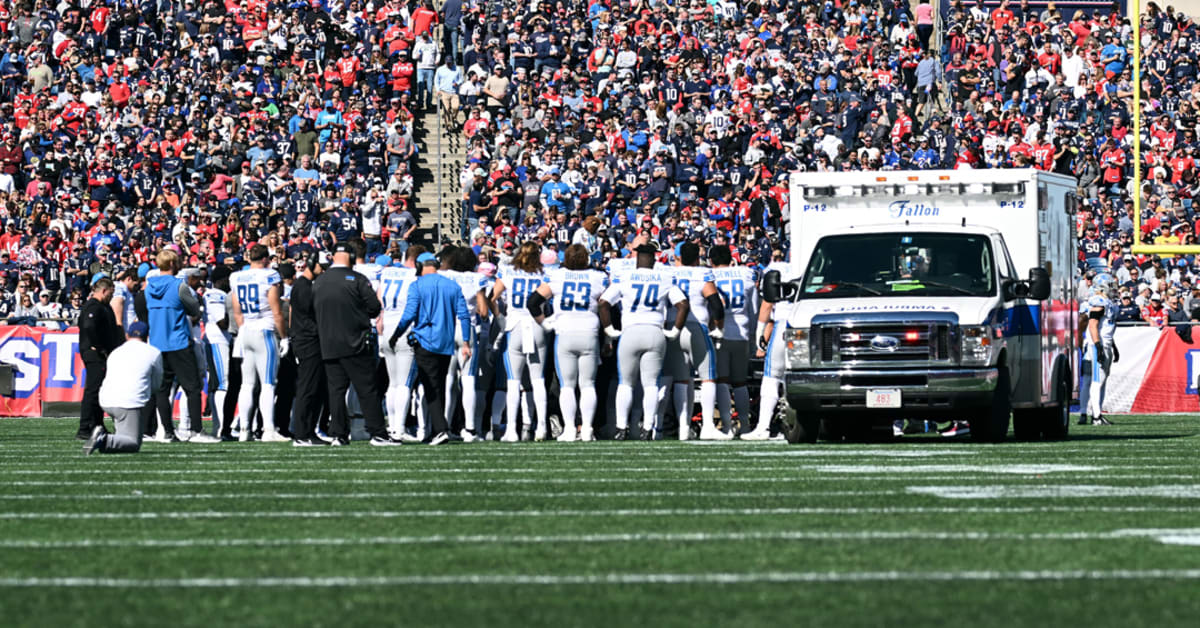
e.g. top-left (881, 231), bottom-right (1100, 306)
top-left (0, 325), bottom-right (85, 417)
top-left (1128, 326), bottom-right (1200, 415)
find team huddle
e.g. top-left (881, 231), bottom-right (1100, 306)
top-left (191, 238), bottom-right (788, 445)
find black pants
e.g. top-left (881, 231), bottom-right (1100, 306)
top-left (155, 346), bottom-right (204, 436)
top-left (292, 352), bottom-right (328, 440)
top-left (78, 359), bottom-right (106, 437)
top-left (414, 345), bottom-right (453, 438)
top-left (274, 352), bottom-right (297, 436)
top-left (324, 349), bottom-right (387, 440)
top-left (220, 356), bottom-right (243, 438)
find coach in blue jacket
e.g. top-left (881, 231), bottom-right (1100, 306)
top-left (389, 252), bottom-right (471, 445)
top-left (144, 248), bottom-right (215, 443)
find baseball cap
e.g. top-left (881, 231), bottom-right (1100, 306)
top-left (375, 254), bottom-right (392, 267)
top-left (417, 252), bottom-right (439, 266)
top-left (128, 321), bottom-right (149, 339)
top-left (634, 242), bottom-right (659, 254)
top-left (91, 272), bottom-right (109, 284)
top-left (332, 242), bottom-right (356, 255)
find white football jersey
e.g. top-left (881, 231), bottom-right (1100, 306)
top-left (441, 269), bottom-right (487, 324)
top-left (670, 264), bottom-right (717, 326)
top-left (379, 265), bottom-right (418, 324)
top-left (497, 267), bottom-right (547, 323)
top-left (548, 268), bottom-right (607, 332)
top-left (712, 265), bottom-right (758, 340)
top-left (601, 267), bottom-right (685, 328)
top-left (204, 287), bottom-right (231, 342)
top-left (114, 281), bottom-right (137, 331)
top-left (604, 256), bottom-right (636, 276)
top-left (354, 263), bottom-right (383, 291)
top-left (1086, 294), bottom-right (1118, 345)
top-left (230, 267), bottom-right (281, 331)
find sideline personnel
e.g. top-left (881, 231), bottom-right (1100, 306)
top-left (389, 252), bottom-right (471, 446)
top-left (76, 276), bottom-right (124, 440)
top-left (313, 242), bottom-right (401, 446)
top-left (290, 253), bottom-right (329, 446)
top-left (145, 249), bottom-right (217, 443)
top-left (85, 323), bottom-right (163, 455)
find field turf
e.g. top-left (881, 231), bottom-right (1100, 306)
top-left (1, 416), bottom-right (1199, 627)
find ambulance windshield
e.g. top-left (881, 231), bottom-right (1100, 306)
top-left (800, 233), bottom-right (996, 298)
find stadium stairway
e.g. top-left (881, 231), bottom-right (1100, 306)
top-left (411, 108), bottom-right (465, 248)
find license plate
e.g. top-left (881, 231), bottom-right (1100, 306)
top-left (867, 389), bottom-right (902, 409)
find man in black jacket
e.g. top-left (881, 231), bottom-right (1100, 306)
top-left (290, 254), bottom-right (329, 446)
top-left (76, 277), bottom-right (124, 439)
top-left (313, 242), bottom-right (401, 446)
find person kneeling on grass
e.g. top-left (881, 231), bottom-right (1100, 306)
top-left (85, 322), bottom-right (163, 455)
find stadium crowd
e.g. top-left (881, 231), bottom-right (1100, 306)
top-left (0, 0), bottom-right (1186, 443)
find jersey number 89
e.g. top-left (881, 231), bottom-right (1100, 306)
top-left (237, 284), bottom-right (260, 314)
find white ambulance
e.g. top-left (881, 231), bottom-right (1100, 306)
top-left (762, 169), bottom-right (1079, 443)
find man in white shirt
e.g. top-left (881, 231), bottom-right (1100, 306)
top-left (414, 33), bottom-right (439, 110)
top-left (86, 322), bottom-right (163, 455)
top-left (1062, 46), bottom-right (1086, 88)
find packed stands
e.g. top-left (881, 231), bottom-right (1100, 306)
top-left (0, 1), bottom-right (1174, 320)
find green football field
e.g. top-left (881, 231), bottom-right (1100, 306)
top-left (1, 416), bottom-right (1199, 627)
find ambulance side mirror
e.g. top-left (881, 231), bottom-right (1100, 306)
top-left (761, 270), bottom-right (798, 303)
top-left (1028, 267), bottom-right (1051, 301)
top-left (761, 270), bottom-right (783, 303)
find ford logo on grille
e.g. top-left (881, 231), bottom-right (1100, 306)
top-left (869, 335), bottom-right (900, 352)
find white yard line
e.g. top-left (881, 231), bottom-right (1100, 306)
top-left (3, 570), bottom-right (1200, 587)
top-left (3, 506), bottom-right (1200, 521)
top-left (5, 464), bottom-right (1192, 475)
top-left (4, 474), bottom-right (1196, 488)
top-left (4, 528), bottom-right (1200, 550)
top-left (738, 450), bottom-right (979, 457)
top-left (812, 464), bottom-right (1106, 474)
top-left (908, 485), bottom-right (1200, 499)
top-left (0, 490), bottom-right (899, 501)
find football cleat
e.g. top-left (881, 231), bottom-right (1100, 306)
top-left (940, 421), bottom-right (971, 437)
top-left (83, 425), bottom-right (105, 455)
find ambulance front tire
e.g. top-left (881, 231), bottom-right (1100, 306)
top-left (783, 401), bottom-right (819, 444)
top-left (970, 365), bottom-right (1011, 443)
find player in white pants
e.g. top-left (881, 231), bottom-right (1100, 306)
top-left (379, 246), bottom-right (423, 439)
top-left (441, 247), bottom-right (490, 441)
top-left (665, 242), bottom-right (727, 440)
top-left (530, 244), bottom-right (607, 441)
top-left (755, 281), bottom-right (794, 440)
top-left (204, 267), bottom-right (234, 438)
top-left (599, 241), bottom-right (689, 440)
top-left (230, 244), bottom-right (287, 442)
top-left (490, 241), bottom-right (550, 441)
top-left (710, 246), bottom-right (760, 438)
top-left (1084, 273), bottom-right (1118, 426)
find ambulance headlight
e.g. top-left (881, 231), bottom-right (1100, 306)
top-left (960, 325), bottom-right (996, 366)
top-left (784, 328), bottom-right (810, 368)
